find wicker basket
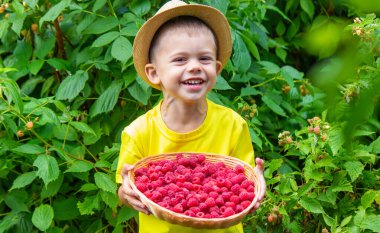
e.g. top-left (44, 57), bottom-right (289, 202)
top-left (128, 153), bottom-right (263, 229)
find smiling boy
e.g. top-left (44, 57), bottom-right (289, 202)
top-left (116, 1), bottom-right (266, 232)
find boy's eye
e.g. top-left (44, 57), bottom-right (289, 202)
top-left (173, 57), bottom-right (186, 62)
top-left (200, 56), bottom-right (213, 62)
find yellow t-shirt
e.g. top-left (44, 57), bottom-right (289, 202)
top-left (116, 99), bottom-right (255, 233)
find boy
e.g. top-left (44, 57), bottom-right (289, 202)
top-left (116, 1), bottom-right (266, 232)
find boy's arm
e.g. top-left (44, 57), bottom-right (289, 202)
top-left (116, 129), bottom-right (143, 183)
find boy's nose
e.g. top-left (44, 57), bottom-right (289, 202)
top-left (187, 60), bottom-right (202, 73)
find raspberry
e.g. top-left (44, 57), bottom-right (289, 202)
top-left (176, 174), bottom-right (185, 182)
top-left (215, 161), bottom-right (225, 168)
top-left (197, 154), bottom-right (206, 163)
top-left (246, 184), bottom-right (254, 192)
top-left (162, 163), bottom-right (172, 172)
top-left (241, 200), bottom-right (251, 209)
top-left (150, 172), bottom-right (159, 181)
top-left (222, 207), bottom-right (235, 217)
top-left (239, 192), bottom-right (249, 201)
top-left (152, 180), bottom-right (163, 188)
top-left (184, 210), bottom-right (195, 217)
top-left (234, 164), bottom-right (245, 174)
top-left (168, 197), bottom-right (179, 206)
top-left (217, 178), bottom-right (226, 187)
top-left (192, 176), bottom-right (201, 184)
top-left (199, 202), bottom-right (208, 211)
top-left (210, 211), bottom-right (219, 218)
top-left (193, 184), bottom-right (201, 192)
top-left (215, 196), bottom-right (225, 206)
top-left (151, 191), bottom-right (162, 201)
top-left (173, 203), bottom-right (183, 213)
top-left (196, 211), bottom-right (205, 218)
top-left (209, 206), bottom-right (220, 214)
top-left (231, 184), bottom-right (241, 194)
top-left (230, 195), bottom-right (240, 205)
top-left (190, 207), bottom-right (200, 213)
top-left (209, 191), bottom-right (218, 199)
top-left (235, 204), bottom-right (244, 213)
top-left (205, 197), bottom-right (216, 208)
top-left (225, 201), bottom-right (235, 209)
top-left (136, 183), bottom-right (147, 192)
top-left (221, 192), bottom-right (232, 202)
top-left (241, 180), bottom-right (251, 189)
top-left (247, 192), bottom-right (255, 201)
top-left (206, 164), bottom-right (217, 175)
top-left (159, 202), bottom-right (170, 209)
top-left (187, 197), bottom-right (199, 208)
top-left (202, 183), bottom-right (213, 193)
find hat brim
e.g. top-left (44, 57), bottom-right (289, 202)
top-left (133, 4), bottom-right (232, 90)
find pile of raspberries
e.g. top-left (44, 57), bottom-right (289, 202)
top-left (134, 154), bottom-right (255, 218)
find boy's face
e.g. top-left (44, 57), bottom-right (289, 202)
top-left (145, 28), bottom-right (222, 103)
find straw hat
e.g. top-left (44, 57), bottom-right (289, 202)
top-left (132, 0), bottom-right (232, 90)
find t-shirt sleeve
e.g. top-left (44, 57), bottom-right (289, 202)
top-left (115, 129), bottom-right (143, 183)
top-left (230, 120), bottom-right (255, 167)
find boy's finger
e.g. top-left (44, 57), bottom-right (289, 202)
top-left (121, 164), bottom-right (134, 176)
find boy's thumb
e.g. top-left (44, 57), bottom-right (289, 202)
top-left (121, 164), bottom-right (134, 176)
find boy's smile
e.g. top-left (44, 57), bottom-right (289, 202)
top-left (145, 28), bottom-right (222, 104)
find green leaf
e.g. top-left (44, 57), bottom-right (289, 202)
top-left (214, 76), bottom-right (233, 90)
top-left (10, 171), bottom-right (37, 190)
top-left (111, 36), bottom-right (133, 62)
top-left (35, 35), bottom-right (56, 59)
top-left (299, 197), bottom-right (325, 214)
top-left (129, 0), bottom-right (151, 16)
top-left (65, 161), bottom-right (93, 173)
top-left (241, 86), bottom-right (260, 97)
top-left (331, 171), bottom-right (353, 193)
top-left (1, 78), bottom-right (24, 113)
top-left (280, 66), bottom-right (304, 88)
top-left (0, 212), bottom-right (20, 232)
top-left (341, 215), bottom-right (352, 227)
top-left (361, 190), bottom-right (377, 209)
top-left (266, 5), bottom-right (291, 21)
top-left (32, 204), bottom-right (54, 231)
top-left (41, 173), bottom-right (64, 198)
top-left (239, 32), bottom-right (260, 61)
top-left (83, 16), bottom-right (119, 35)
top-left (128, 80), bottom-right (152, 105)
top-left (262, 96), bottom-right (286, 116)
top-left (12, 144), bottom-right (45, 155)
top-left (94, 172), bottom-right (117, 194)
top-left (56, 70), bottom-right (89, 101)
top-left (120, 23), bottom-right (138, 37)
top-left (39, 0), bottom-right (71, 27)
top-left (204, 0), bottom-right (230, 15)
top-left (343, 161), bottom-right (364, 182)
top-left (92, 0), bottom-right (107, 12)
top-left (89, 81), bottom-right (123, 117)
top-left (116, 206), bottom-right (138, 224)
top-left (33, 154), bottom-right (60, 187)
top-left (92, 31), bottom-right (120, 47)
top-left (369, 136), bottom-right (380, 153)
top-left (323, 213), bottom-right (337, 228)
top-left (298, 181), bottom-right (316, 197)
top-left (47, 58), bottom-right (69, 70)
top-left (258, 61), bottom-right (281, 74)
top-left (328, 125), bottom-right (345, 155)
top-left (70, 121), bottom-right (96, 135)
top-left (232, 32), bottom-right (251, 72)
top-left (52, 197), bottom-right (80, 221)
top-left (100, 190), bottom-right (118, 210)
top-left (29, 60), bottom-right (45, 75)
top-left (300, 0), bottom-right (315, 19)
top-left (79, 183), bottom-right (99, 192)
top-left (358, 215), bottom-right (380, 232)
top-left (77, 194), bottom-right (100, 215)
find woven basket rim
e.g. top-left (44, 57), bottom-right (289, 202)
top-left (127, 153), bottom-right (263, 227)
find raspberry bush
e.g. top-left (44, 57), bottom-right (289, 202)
top-left (0, 0), bottom-right (379, 232)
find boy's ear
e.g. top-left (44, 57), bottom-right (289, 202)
top-left (216, 61), bottom-right (223, 75)
top-left (145, 63), bottom-right (161, 85)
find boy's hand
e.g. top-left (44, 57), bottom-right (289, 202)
top-left (249, 157), bottom-right (266, 214)
top-left (118, 164), bottom-right (151, 215)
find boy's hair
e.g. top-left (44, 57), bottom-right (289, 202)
top-left (148, 16), bottom-right (218, 63)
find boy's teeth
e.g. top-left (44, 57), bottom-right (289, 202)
top-left (184, 80), bottom-right (203, 85)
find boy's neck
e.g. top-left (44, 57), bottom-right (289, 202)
top-left (161, 97), bottom-right (207, 133)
